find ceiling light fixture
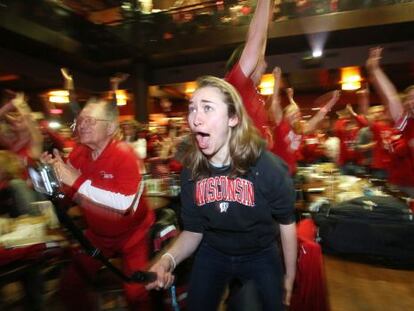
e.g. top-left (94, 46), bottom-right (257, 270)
top-left (340, 66), bottom-right (362, 91)
top-left (48, 90), bottom-right (69, 104)
top-left (115, 90), bottom-right (128, 106)
top-left (259, 74), bottom-right (274, 95)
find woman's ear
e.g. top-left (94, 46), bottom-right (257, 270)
top-left (228, 115), bottom-right (239, 128)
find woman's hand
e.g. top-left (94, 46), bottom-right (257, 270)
top-left (366, 47), bottom-right (382, 71)
top-left (145, 255), bottom-right (175, 291)
top-left (61, 68), bottom-right (74, 90)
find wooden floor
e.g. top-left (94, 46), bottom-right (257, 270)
top-left (2, 255), bottom-right (414, 310)
top-left (324, 255), bottom-right (414, 311)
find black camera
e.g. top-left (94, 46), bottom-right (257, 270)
top-left (28, 164), bottom-right (61, 196)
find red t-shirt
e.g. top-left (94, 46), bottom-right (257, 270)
top-left (387, 129), bottom-right (414, 187)
top-left (392, 115), bottom-right (414, 186)
top-left (270, 119), bottom-right (302, 175)
top-left (225, 62), bottom-right (269, 138)
top-left (370, 121), bottom-right (392, 170)
top-left (301, 134), bottom-right (325, 164)
top-left (334, 118), bottom-right (360, 166)
top-left (68, 140), bottom-right (154, 249)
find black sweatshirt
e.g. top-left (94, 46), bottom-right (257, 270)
top-left (180, 150), bottom-right (296, 255)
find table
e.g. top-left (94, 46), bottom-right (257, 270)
top-left (0, 239), bottom-right (68, 310)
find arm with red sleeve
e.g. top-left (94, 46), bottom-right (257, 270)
top-left (69, 144), bottom-right (143, 215)
top-left (225, 0), bottom-right (273, 137)
top-left (225, 63), bottom-right (268, 137)
top-left (366, 47), bottom-right (405, 124)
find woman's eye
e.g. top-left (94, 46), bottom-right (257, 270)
top-left (204, 105), bottom-right (212, 112)
top-left (188, 106), bottom-right (196, 113)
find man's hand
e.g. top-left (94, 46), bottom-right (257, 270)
top-left (41, 149), bottom-right (80, 187)
top-left (315, 89), bottom-right (340, 106)
top-left (11, 93), bottom-right (31, 116)
top-left (286, 87), bottom-right (294, 99)
top-left (326, 90), bottom-right (341, 109)
top-left (346, 103), bottom-right (356, 116)
top-left (61, 68), bottom-right (74, 90)
top-left (273, 66), bottom-right (281, 82)
top-left (366, 47), bottom-right (382, 71)
top-left (110, 73), bottom-right (129, 90)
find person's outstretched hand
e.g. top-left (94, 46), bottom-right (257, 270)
top-left (346, 103), bottom-right (356, 115)
top-left (145, 255), bottom-right (175, 291)
top-left (286, 87), bottom-right (294, 98)
top-left (366, 46), bottom-right (382, 71)
top-left (110, 73), bottom-right (130, 89)
top-left (61, 68), bottom-right (74, 90)
top-left (11, 93), bottom-right (31, 115)
top-left (273, 66), bottom-right (281, 82)
top-left (315, 90), bottom-right (340, 107)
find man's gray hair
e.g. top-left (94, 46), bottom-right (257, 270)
top-left (85, 98), bottom-right (119, 125)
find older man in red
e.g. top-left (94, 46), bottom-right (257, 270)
top-left (42, 99), bottom-right (154, 310)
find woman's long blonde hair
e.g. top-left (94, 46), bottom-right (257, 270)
top-left (183, 76), bottom-right (265, 180)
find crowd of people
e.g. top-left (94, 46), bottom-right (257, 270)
top-left (0, 0), bottom-right (413, 310)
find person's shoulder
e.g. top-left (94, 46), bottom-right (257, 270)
top-left (180, 167), bottom-right (192, 181)
top-left (225, 62), bottom-right (249, 86)
top-left (255, 150), bottom-right (289, 173)
top-left (112, 140), bottom-right (136, 156)
top-left (273, 118), bottom-right (289, 132)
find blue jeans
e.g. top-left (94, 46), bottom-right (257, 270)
top-left (187, 242), bottom-right (284, 311)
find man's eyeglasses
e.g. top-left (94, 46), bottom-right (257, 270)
top-left (75, 116), bottom-right (111, 127)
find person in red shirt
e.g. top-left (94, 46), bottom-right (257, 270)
top-left (366, 47), bottom-right (414, 196)
top-left (41, 99), bottom-right (155, 310)
top-left (301, 129), bottom-right (328, 165)
top-left (0, 93), bottom-right (43, 167)
top-left (225, 0), bottom-right (273, 138)
top-left (269, 67), bottom-right (340, 175)
top-left (334, 104), bottom-right (370, 176)
top-left (348, 101), bottom-right (393, 179)
top-left (367, 105), bottom-right (393, 179)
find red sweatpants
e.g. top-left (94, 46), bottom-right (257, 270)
top-left (59, 233), bottom-right (152, 310)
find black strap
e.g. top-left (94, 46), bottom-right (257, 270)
top-left (51, 193), bottom-right (155, 283)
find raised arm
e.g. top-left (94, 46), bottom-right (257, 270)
top-left (356, 87), bottom-right (370, 116)
top-left (110, 73), bottom-right (129, 105)
top-left (12, 93), bottom-right (43, 159)
top-left (345, 103), bottom-right (369, 127)
top-left (304, 90), bottom-right (340, 134)
top-left (0, 90), bottom-right (17, 118)
top-left (61, 68), bottom-right (81, 116)
top-left (286, 87), bottom-right (299, 108)
top-left (238, 0), bottom-right (273, 78)
top-left (366, 47), bottom-right (404, 123)
top-left (268, 66), bottom-right (284, 125)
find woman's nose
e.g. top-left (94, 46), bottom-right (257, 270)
top-left (192, 111), bottom-right (203, 126)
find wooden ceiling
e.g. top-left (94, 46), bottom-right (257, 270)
top-left (0, 0), bottom-right (413, 96)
